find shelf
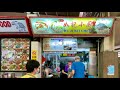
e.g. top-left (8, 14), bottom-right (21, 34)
top-left (1, 70), bottom-right (27, 72)
top-left (1, 48), bottom-right (29, 50)
top-left (1, 44), bottom-right (30, 46)
top-left (13, 48), bottom-right (29, 50)
top-left (44, 50), bottom-right (77, 52)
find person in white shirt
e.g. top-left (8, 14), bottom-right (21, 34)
top-left (44, 64), bottom-right (53, 78)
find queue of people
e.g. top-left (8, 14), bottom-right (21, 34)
top-left (21, 55), bottom-right (86, 78)
top-left (60, 56), bottom-right (85, 78)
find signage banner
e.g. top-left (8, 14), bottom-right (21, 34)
top-left (0, 19), bottom-right (28, 33)
top-left (30, 18), bottom-right (114, 35)
top-left (43, 38), bottom-right (77, 51)
top-left (31, 50), bottom-right (37, 60)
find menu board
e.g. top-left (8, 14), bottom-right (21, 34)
top-left (43, 38), bottom-right (77, 51)
top-left (1, 38), bottom-right (30, 71)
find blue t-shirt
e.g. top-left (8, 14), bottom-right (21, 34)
top-left (71, 62), bottom-right (85, 78)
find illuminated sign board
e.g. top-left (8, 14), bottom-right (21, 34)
top-left (30, 18), bottom-right (114, 36)
top-left (43, 38), bottom-right (77, 51)
top-left (0, 19), bottom-right (28, 33)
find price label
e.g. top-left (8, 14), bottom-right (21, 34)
top-left (63, 53), bottom-right (67, 56)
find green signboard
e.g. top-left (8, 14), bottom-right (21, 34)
top-left (30, 18), bottom-right (114, 35)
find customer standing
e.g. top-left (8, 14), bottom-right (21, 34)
top-left (44, 64), bottom-right (53, 78)
top-left (68, 56), bottom-right (85, 78)
top-left (21, 60), bottom-right (40, 78)
top-left (60, 61), bottom-right (68, 78)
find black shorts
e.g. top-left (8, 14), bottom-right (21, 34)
top-left (60, 73), bottom-right (68, 78)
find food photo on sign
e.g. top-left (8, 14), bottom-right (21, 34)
top-left (43, 38), bottom-right (77, 51)
top-left (1, 38), bottom-right (30, 71)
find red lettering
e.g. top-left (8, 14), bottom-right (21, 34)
top-left (71, 22), bottom-right (76, 27)
top-left (0, 21), bottom-right (11, 27)
top-left (87, 21), bottom-right (92, 27)
top-left (92, 21), bottom-right (96, 26)
top-left (2, 21), bottom-right (7, 27)
top-left (64, 22), bottom-right (69, 27)
top-left (7, 21), bottom-right (11, 27)
top-left (0, 21), bottom-right (2, 27)
top-left (87, 21), bottom-right (96, 27)
top-left (79, 22), bottom-right (83, 27)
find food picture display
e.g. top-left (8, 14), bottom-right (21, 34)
top-left (63, 38), bottom-right (77, 50)
top-left (43, 38), bottom-right (77, 51)
top-left (1, 38), bottom-right (30, 71)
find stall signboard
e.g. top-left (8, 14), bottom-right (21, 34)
top-left (30, 18), bottom-right (114, 36)
top-left (43, 38), bottom-right (77, 51)
top-left (0, 19), bottom-right (29, 33)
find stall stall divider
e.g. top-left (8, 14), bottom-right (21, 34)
top-left (0, 38), bottom-right (1, 72)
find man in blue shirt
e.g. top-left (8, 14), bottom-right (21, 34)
top-left (68, 56), bottom-right (85, 78)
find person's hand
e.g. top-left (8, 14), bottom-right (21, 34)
top-left (68, 74), bottom-right (71, 78)
top-left (66, 73), bottom-right (68, 75)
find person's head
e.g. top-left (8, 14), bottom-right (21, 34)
top-left (60, 60), bottom-right (64, 64)
top-left (68, 61), bottom-right (72, 66)
top-left (26, 60), bottom-right (40, 75)
top-left (75, 56), bottom-right (80, 62)
top-left (44, 63), bottom-right (48, 68)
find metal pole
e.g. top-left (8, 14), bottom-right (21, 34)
top-left (56, 54), bottom-right (57, 71)
top-left (97, 39), bottom-right (100, 78)
top-left (108, 12), bottom-right (110, 17)
top-left (40, 38), bottom-right (42, 78)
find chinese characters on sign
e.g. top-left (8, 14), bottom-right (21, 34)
top-left (30, 18), bottom-right (114, 35)
top-left (32, 50), bottom-right (37, 60)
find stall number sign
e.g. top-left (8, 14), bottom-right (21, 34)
top-left (118, 52), bottom-right (120, 57)
top-left (107, 65), bottom-right (115, 75)
top-left (32, 50), bottom-right (37, 60)
top-left (0, 20), bottom-right (28, 33)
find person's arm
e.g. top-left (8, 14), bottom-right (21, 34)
top-left (62, 70), bottom-right (68, 75)
top-left (68, 63), bottom-right (75, 78)
top-left (45, 68), bottom-right (49, 77)
top-left (45, 68), bottom-right (53, 78)
top-left (61, 64), bottom-right (68, 75)
top-left (84, 64), bottom-right (86, 75)
top-left (68, 70), bottom-right (75, 78)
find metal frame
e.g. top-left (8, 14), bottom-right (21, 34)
top-left (37, 12), bottom-right (102, 17)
